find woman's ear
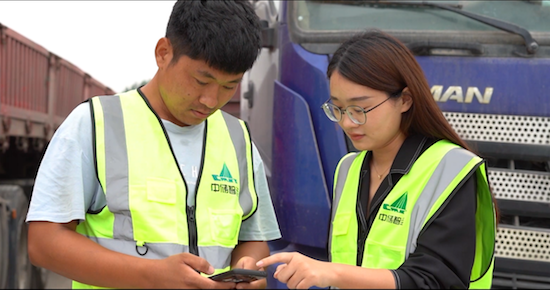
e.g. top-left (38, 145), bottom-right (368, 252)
top-left (400, 87), bottom-right (413, 113)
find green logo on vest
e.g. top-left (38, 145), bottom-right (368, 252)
top-left (212, 163), bottom-right (237, 184)
top-left (382, 192), bottom-right (407, 214)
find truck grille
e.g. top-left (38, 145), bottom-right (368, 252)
top-left (488, 169), bottom-right (550, 203)
top-left (443, 112), bottom-right (550, 145)
top-left (496, 226), bottom-right (550, 262)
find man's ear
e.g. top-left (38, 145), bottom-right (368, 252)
top-left (155, 37), bottom-right (172, 69)
top-left (400, 87), bottom-right (413, 113)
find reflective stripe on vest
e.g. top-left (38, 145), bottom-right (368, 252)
top-left (74, 90), bottom-right (257, 289)
top-left (329, 140), bottom-right (496, 289)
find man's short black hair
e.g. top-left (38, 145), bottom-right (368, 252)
top-left (166, 0), bottom-right (262, 74)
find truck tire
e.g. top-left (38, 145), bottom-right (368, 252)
top-left (0, 197), bottom-right (9, 288)
top-left (0, 185), bottom-right (32, 289)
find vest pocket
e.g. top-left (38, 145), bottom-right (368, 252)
top-left (209, 209), bottom-right (241, 246)
top-left (364, 240), bottom-right (405, 269)
top-left (332, 212), bottom-right (352, 236)
top-left (132, 178), bottom-right (178, 242)
top-left (331, 212), bottom-right (356, 264)
top-left (146, 178), bottom-right (177, 204)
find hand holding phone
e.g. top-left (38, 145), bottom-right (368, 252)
top-left (209, 269), bottom-right (267, 283)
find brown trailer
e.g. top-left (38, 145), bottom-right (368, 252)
top-left (0, 22), bottom-right (114, 289)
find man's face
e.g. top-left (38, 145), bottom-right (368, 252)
top-left (157, 53), bottom-right (243, 126)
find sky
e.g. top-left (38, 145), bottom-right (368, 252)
top-left (0, 1), bottom-right (177, 93)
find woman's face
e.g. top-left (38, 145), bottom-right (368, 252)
top-left (328, 70), bottom-right (411, 151)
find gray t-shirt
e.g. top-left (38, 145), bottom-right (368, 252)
top-left (26, 103), bottom-right (281, 241)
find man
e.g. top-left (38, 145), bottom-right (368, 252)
top-left (26, 1), bottom-right (281, 288)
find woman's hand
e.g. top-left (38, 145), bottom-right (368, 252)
top-left (256, 252), bottom-right (335, 289)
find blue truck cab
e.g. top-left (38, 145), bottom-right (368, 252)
top-left (241, 1), bottom-right (550, 288)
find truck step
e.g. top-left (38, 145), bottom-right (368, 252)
top-left (488, 168), bottom-right (550, 219)
top-left (495, 225), bottom-right (550, 264)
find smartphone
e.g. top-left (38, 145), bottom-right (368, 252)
top-left (209, 269), bottom-right (267, 283)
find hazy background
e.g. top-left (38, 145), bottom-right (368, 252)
top-left (0, 1), bottom-right (177, 93)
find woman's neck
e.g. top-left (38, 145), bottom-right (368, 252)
top-left (370, 131), bottom-right (407, 173)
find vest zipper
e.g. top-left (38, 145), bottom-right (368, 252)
top-left (137, 89), bottom-right (205, 259)
top-left (356, 174), bottom-right (369, 266)
top-left (359, 179), bottom-right (393, 265)
top-left (356, 168), bottom-right (389, 266)
top-left (356, 200), bottom-right (369, 266)
top-left (187, 205), bottom-right (199, 256)
top-left (188, 124), bottom-right (207, 258)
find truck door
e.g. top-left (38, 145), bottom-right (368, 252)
top-left (246, 1), bottom-right (550, 289)
top-left (240, 0), bottom-right (280, 178)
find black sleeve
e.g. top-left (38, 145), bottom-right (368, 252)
top-left (394, 174), bottom-right (477, 289)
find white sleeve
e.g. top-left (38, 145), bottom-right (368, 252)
top-left (26, 103), bottom-right (102, 223)
top-left (238, 143), bottom-right (281, 241)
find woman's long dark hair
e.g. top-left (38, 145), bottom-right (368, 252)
top-left (327, 29), bottom-right (498, 219)
top-left (327, 29), bottom-right (469, 150)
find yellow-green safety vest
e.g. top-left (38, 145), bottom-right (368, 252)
top-left (330, 140), bottom-right (496, 289)
top-left (74, 90), bottom-right (258, 288)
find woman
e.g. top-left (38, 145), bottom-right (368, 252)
top-left (256, 30), bottom-right (497, 289)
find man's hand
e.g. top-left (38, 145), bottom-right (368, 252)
top-left (233, 256), bottom-right (266, 289)
top-left (149, 252), bottom-right (236, 289)
top-left (256, 252), bottom-right (334, 289)
top-left (230, 241), bottom-right (270, 289)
